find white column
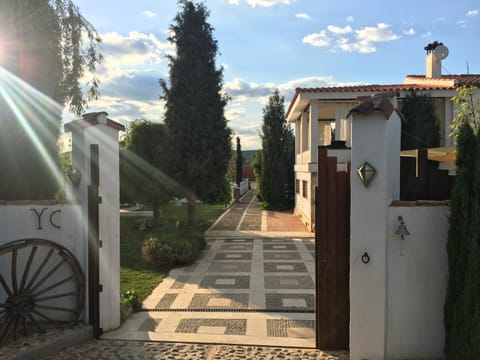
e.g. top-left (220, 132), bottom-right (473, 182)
top-left (66, 113), bottom-right (123, 332)
top-left (349, 97), bottom-right (401, 360)
top-left (309, 101), bottom-right (318, 163)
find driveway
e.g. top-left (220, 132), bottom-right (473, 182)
top-left (104, 191), bottom-right (316, 347)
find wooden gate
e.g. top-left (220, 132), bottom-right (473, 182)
top-left (315, 147), bottom-right (350, 350)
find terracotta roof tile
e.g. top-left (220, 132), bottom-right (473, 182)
top-left (405, 74), bottom-right (480, 86)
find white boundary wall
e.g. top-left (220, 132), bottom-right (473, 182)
top-left (0, 202), bottom-right (87, 320)
top-left (349, 96), bottom-right (449, 359)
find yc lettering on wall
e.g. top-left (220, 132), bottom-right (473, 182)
top-left (30, 208), bottom-right (62, 230)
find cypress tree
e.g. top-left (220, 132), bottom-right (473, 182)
top-left (401, 89), bottom-right (440, 150)
top-left (160, 1), bottom-right (231, 226)
top-left (444, 123), bottom-right (475, 358)
top-left (257, 89), bottom-right (294, 210)
top-left (236, 136), bottom-right (243, 186)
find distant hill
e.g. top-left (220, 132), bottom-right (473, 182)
top-left (241, 150), bottom-right (258, 165)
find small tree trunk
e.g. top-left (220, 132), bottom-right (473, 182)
top-left (152, 200), bottom-right (161, 227)
top-left (187, 188), bottom-right (196, 227)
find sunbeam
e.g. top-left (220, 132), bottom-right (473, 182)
top-left (0, 66), bottom-right (66, 198)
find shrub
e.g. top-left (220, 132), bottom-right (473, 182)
top-left (141, 236), bottom-right (175, 269)
top-left (173, 230), bottom-right (206, 265)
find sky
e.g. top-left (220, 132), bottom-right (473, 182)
top-left (70, 0), bottom-right (480, 149)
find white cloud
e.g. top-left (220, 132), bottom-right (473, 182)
top-left (422, 31), bottom-right (432, 38)
top-left (304, 23), bottom-right (400, 53)
top-left (141, 10), bottom-right (156, 18)
top-left (230, 0), bottom-right (296, 7)
top-left (295, 13), bottom-right (310, 20)
top-left (355, 23), bottom-right (399, 43)
top-left (403, 28), bottom-right (415, 35)
top-left (97, 31), bottom-right (173, 82)
top-left (346, 16), bottom-right (354, 22)
top-left (302, 30), bottom-right (331, 47)
top-left (467, 9), bottom-right (478, 16)
top-left (327, 25), bottom-right (352, 35)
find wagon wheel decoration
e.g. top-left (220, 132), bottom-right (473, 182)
top-left (0, 239), bottom-right (85, 344)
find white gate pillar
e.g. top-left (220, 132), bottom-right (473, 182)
top-left (65, 112), bottom-right (125, 332)
top-left (348, 95), bottom-right (401, 360)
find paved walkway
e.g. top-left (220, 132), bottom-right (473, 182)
top-left (104, 191), bottom-right (316, 347)
top-left (4, 192), bottom-right (350, 359)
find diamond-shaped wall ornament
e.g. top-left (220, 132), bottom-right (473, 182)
top-left (355, 162), bottom-right (376, 188)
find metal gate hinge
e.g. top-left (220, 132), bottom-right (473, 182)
top-left (99, 284), bottom-right (103, 292)
top-left (98, 240), bottom-right (103, 248)
top-left (98, 196), bottom-right (102, 204)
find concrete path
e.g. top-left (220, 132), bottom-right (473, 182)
top-left (103, 191), bottom-right (317, 347)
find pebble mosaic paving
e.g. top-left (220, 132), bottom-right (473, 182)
top-left (175, 319), bottom-right (247, 335)
top-left (107, 236), bottom-right (316, 347)
top-left (265, 293), bottom-right (315, 310)
top-left (263, 262), bottom-right (308, 273)
top-left (266, 320), bottom-right (315, 337)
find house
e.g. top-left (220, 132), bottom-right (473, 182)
top-left (286, 43), bottom-right (480, 231)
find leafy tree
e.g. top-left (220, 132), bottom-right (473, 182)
top-left (401, 89), bottom-right (440, 150)
top-left (236, 136), bottom-right (243, 186)
top-left (0, 0), bottom-right (102, 199)
top-left (160, 0), bottom-right (231, 226)
top-left (256, 89), bottom-right (294, 210)
top-left (449, 86), bottom-right (480, 136)
top-left (444, 86), bottom-right (480, 358)
top-left (121, 120), bottom-right (180, 226)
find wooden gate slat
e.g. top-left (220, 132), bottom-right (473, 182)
top-left (326, 156), bottom-right (338, 349)
top-left (315, 147), bottom-right (350, 351)
top-left (316, 148), bottom-right (330, 348)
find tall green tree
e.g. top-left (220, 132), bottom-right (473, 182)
top-left (444, 86), bottom-right (480, 359)
top-left (0, 0), bottom-right (102, 199)
top-left (401, 89), bottom-right (440, 150)
top-left (236, 136), bottom-right (243, 186)
top-left (121, 120), bottom-right (180, 226)
top-left (160, 0), bottom-right (231, 226)
top-left (256, 89), bottom-right (294, 210)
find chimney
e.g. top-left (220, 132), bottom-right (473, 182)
top-left (424, 41), bottom-right (448, 79)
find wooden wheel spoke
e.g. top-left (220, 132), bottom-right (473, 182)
top-left (35, 304), bottom-right (76, 313)
top-left (32, 310), bottom-right (60, 328)
top-left (32, 275), bottom-right (74, 298)
top-left (0, 239), bottom-right (85, 343)
top-left (13, 317), bottom-right (20, 340)
top-left (35, 291), bottom-right (77, 302)
top-left (11, 249), bottom-right (18, 295)
top-left (30, 258), bottom-right (66, 293)
top-left (22, 317), bottom-right (29, 337)
top-left (0, 273), bottom-right (13, 298)
top-left (19, 246), bottom-right (37, 292)
top-left (25, 248), bottom-right (54, 292)
top-left (0, 316), bottom-right (13, 344)
top-left (27, 314), bottom-right (44, 333)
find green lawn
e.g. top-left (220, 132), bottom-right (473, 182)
top-left (120, 203), bottom-right (225, 303)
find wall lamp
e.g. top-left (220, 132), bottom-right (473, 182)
top-left (395, 216), bottom-right (410, 255)
top-left (355, 161), bottom-right (376, 188)
top-left (68, 168), bottom-right (82, 187)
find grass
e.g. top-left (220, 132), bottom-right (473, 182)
top-left (120, 203), bottom-right (225, 303)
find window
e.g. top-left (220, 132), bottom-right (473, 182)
top-left (295, 179), bottom-right (300, 194)
top-left (302, 180), bottom-right (308, 198)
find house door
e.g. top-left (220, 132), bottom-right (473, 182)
top-left (315, 147), bottom-right (350, 350)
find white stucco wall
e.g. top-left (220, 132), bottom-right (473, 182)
top-left (294, 171), bottom-right (314, 230)
top-left (0, 203), bottom-right (86, 320)
top-left (349, 106), bottom-right (401, 360)
top-left (386, 205), bottom-right (449, 358)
